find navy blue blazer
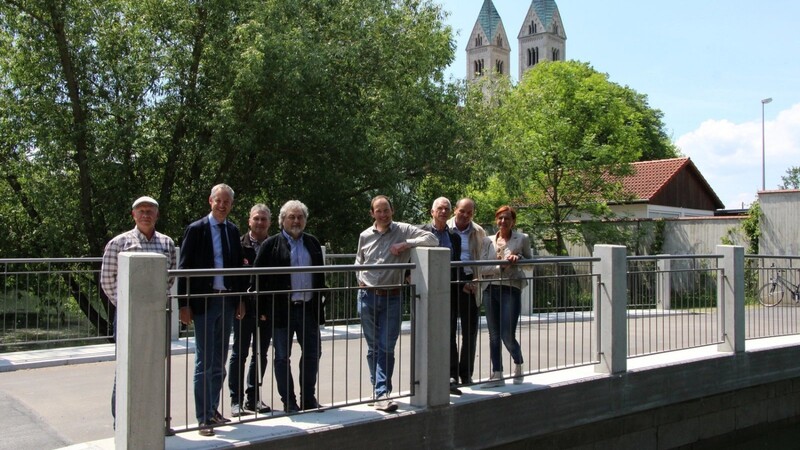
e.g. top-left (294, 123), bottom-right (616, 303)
top-left (178, 215), bottom-right (244, 313)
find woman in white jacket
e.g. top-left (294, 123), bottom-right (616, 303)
top-left (481, 205), bottom-right (532, 387)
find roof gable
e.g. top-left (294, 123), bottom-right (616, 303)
top-left (618, 157), bottom-right (724, 209)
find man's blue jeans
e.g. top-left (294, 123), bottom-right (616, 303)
top-left (358, 289), bottom-right (402, 398)
top-left (193, 296), bottom-right (235, 423)
top-left (273, 302), bottom-right (321, 409)
top-left (483, 284), bottom-right (523, 372)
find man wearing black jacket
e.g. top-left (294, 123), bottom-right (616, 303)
top-left (229, 204), bottom-right (272, 416)
top-left (254, 200), bottom-right (326, 413)
top-left (178, 183), bottom-right (246, 436)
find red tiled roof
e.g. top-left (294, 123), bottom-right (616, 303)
top-left (622, 157), bottom-right (690, 200)
top-left (610, 156), bottom-right (724, 209)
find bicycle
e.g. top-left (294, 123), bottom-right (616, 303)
top-left (758, 265), bottom-right (800, 307)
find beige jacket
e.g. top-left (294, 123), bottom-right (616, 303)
top-left (482, 230), bottom-right (533, 290)
top-left (446, 218), bottom-right (488, 305)
top-left (446, 218), bottom-right (487, 279)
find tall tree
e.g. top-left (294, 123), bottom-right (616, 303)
top-left (490, 61), bottom-right (662, 255)
top-left (218, 0), bottom-right (459, 248)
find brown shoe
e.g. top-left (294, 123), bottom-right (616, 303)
top-left (198, 423), bottom-right (215, 437)
top-left (211, 411), bottom-right (230, 424)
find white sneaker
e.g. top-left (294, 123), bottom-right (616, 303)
top-left (481, 371), bottom-right (505, 389)
top-left (374, 394), bottom-right (398, 412)
top-left (513, 364), bottom-right (524, 384)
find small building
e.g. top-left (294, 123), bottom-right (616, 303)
top-left (609, 157), bottom-right (725, 218)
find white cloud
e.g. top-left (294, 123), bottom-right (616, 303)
top-left (675, 103), bottom-right (800, 209)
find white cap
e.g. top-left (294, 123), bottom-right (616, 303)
top-left (132, 196), bottom-right (159, 209)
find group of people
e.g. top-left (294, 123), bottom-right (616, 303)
top-left (101, 186), bottom-right (532, 436)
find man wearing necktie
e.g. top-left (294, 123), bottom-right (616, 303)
top-left (178, 183), bottom-right (246, 436)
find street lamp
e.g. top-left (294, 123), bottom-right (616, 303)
top-left (761, 97), bottom-right (772, 191)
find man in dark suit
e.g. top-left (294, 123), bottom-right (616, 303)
top-left (178, 183), bottom-right (246, 436)
top-left (420, 197), bottom-right (464, 396)
top-left (254, 200), bottom-right (326, 413)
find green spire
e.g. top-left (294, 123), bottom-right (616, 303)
top-left (477, 0), bottom-right (502, 42)
top-left (531, 0), bottom-right (558, 29)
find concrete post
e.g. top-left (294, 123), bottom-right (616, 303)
top-left (593, 245), bottom-right (627, 374)
top-left (656, 256), bottom-right (671, 311)
top-left (116, 252), bottom-right (168, 450)
top-left (410, 247), bottom-right (451, 408)
top-left (717, 245), bottom-right (745, 353)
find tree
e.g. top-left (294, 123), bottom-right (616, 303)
top-left (779, 166), bottom-right (800, 189)
top-left (215, 0), bottom-right (460, 247)
top-left (0, 0), bottom-right (460, 336)
top-left (489, 61), bottom-right (666, 255)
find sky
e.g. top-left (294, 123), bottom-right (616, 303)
top-left (438, 0), bottom-right (800, 210)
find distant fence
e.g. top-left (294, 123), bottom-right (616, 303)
top-left (0, 257), bottom-right (110, 351)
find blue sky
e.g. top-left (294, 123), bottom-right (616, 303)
top-left (438, 0), bottom-right (800, 209)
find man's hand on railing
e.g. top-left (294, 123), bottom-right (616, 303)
top-left (179, 306), bottom-right (192, 325)
top-left (236, 301), bottom-right (245, 320)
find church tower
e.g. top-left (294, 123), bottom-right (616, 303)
top-left (466, 0), bottom-right (510, 83)
top-left (518, 0), bottom-right (567, 79)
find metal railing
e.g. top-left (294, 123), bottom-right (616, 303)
top-left (166, 263), bottom-right (416, 434)
top-left (449, 257), bottom-right (601, 386)
top-left (745, 255), bottom-right (800, 339)
top-left (0, 254), bottom-right (355, 351)
top-left (0, 257), bottom-right (112, 352)
top-left (13, 246), bottom-right (800, 446)
top-left (626, 255), bottom-right (723, 357)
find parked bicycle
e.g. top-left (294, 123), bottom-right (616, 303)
top-left (758, 265), bottom-right (800, 307)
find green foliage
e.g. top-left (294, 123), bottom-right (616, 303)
top-left (779, 166), bottom-right (800, 189)
top-left (0, 0), bottom-right (460, 255)
top-left (488, 61), bottom-right (663, 255)
top-left (741, 201), bottom-right (762, 254)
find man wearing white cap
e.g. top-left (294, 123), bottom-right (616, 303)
top-left (101, 195), bottom-right (177, 426)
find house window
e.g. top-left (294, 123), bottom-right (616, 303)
top-left (497, 36), bottom-right (503, 47)
top-left (553, 24), bottom-right (559, 35)
top-left (528, 21), bottom-right (537, 34)
top-left (552, 48), bottom-right (560, 61)
top-left (496, 60), bottom-right (504, 74)
top-left (475, 34), bottom-right (483, 46)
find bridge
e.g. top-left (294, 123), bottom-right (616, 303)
top-left (1, 245), bottom-right (799, 448)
